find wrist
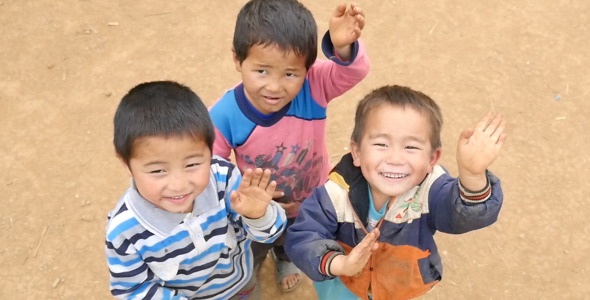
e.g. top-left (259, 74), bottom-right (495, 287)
top-left (320, 251), bottom-right (343, 277)
top-left (458, 168), bottom-right (487, 190)
top-left (458, 175), bottom-right (491, 204)
top-left (334, 44), bottom-right (352, 61)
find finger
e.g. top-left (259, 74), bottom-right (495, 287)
top-left (229, 190), bottom-right (240, 206)
top-left (372, 227), bottom-right (380, 238)
top-left (497, 133), bottom-right (508, 149)
top-left (240, 168), bottom-right (253, 186)
top-left (459, 128), bottom-right (474, 143)
top-left (266, 180), bottom-right (277, 195)
top-left (352, 5), bottom-right (365, 19)
top-left (355, 14), bottom-right (365, 30)
top-left (356, 231), bottom-right (379, 255)
top-left (475, 111), bottom-right (494, 132)
top-left (249, 168), bottom-right (263, 186)
top-left (272, 189), bottom-right (285, 199)
top-left (490, 119), bottom-right (506, 144)
top-left (352, 26), bottom-right (362, 39)
top-left (280, 202), bottom-right (297, 210)
top-left (334, 3), bottom-right (346, 17)
top-left (483, 112), bottom-right (503, 136)
top-left (361, 229), bottom-right (379, 246)
top-left (371, 241), bottom-right (380, 251)
top-left (258, 168), bottom-right (272, 188)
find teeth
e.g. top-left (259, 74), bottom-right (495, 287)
top-left (382, 173), bottom-right (406, 179)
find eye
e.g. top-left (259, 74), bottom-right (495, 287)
top-left (285, 73), bottom-right (296, 78)
top-left (149, 169), bottom-right (165, 174)
top-left (186, 163), bottom-right (201, 168)
top-left (256, 69), bottom-right (267, 75)
top-left (406, 146), bottom-right (420, 150)
top-left (373, 143), bottom-right (387, 148)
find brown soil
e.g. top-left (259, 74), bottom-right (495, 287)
top-left (1, 0), bottom-right (589, 299)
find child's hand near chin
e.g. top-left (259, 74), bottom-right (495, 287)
top-left (329, 3), bottom-right (365, 61)
top-left (330, 228), bottom-right (380, 277)
top-left (230, 168), bottom-right (277, 219)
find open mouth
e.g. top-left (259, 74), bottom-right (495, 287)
top-left (380, 172), bottom-right (408, 179)
top-left (263, 96), bottom-right (282, 105)
top-left (166, 194), bottom-right (190, 204)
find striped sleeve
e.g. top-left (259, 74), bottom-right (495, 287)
top-left (241, 201), bottom-right (286, 243)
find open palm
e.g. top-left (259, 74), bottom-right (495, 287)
top-left (457, 112), bottom-right (507, 176)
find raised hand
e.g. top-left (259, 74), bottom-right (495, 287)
top-left (230, 168), bottom-right (277, 219)
top-left (329, 3), bottom-right (365, 60)
top-left (457, 112), bottom-right (507, 190)
top-left (331, 228), bottom-right (380, 277)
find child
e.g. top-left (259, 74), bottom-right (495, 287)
top-left (285, 85), bottom-right (507, 300)
top-left (208, 0), bottom-right (370, 292)
top-left (105, 81), bottom-right (286, 299)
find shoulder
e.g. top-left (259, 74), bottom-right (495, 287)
top-left (209, 89), bottom-right (241, 121)
top-left (321, 180), bottom-right (356, 225)
top-left (105, 199), bottom-right (143, 242)
top-left (210, 155), bottom-right (241, 186)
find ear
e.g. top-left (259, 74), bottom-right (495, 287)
top-left (427, 148), bottom-right (442, 173)
top-left (350, 141), bottom-right (362, 167)
top-left (232, 48), bottom-right (242, 73)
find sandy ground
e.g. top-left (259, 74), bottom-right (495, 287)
top-left (1, 0), bottom-right (589, 299)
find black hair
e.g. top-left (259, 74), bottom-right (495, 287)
top-left (113, 81), bottom-right (214, 165)
top-left (351, 85), bottom-right (444, 149)
top-left (233, 0), bottom-right (318, 70)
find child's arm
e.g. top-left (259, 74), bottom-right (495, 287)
top-left (457, 112), bottom-right (507, 191)
top-left (285, 185), bottom-right (379, 280)
top-left (212, 125), bottom-right (233, 161)
top-left (329, 3), bottom-right (365, 61)
top-left (307, 4), bottom-right (369, 106)
top-left (427, 113), bottom-right (506, 234)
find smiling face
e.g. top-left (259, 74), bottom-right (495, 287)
top-left (351, 103), bottom-right (441, 205)
top-left (124, 135), bottom-right (211, 213)
top-left (234, 43), bottom-right (307, 115)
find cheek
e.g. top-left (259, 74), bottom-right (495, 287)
top-left (135, 179), bottom-right (161, 200)
top-left (291, 80), bottom-right (305, 93)
top-left (193, 170), bottom-right (211, 188)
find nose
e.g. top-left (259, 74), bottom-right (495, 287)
top-left (167, 170), bottom-right (188, 192)
top-left (265, 76), bottom-right (281, 93)
top-left (386, 148), bottom-right (405, 165)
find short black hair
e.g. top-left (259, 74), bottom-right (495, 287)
top-left (351, 85), bottom-right (444, 150)
top-left (113, 81), bottom-right (214, 165)
top-left (233, 0), bottom-right (318, 70)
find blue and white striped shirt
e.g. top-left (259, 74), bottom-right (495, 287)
top-left (105, 156), bottom-right (286, 299)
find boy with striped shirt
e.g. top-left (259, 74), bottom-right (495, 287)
top-left (106, 81), bottom-right (286, 299)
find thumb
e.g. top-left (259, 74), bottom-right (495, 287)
top-left (229, 190), bottom-right (239, 206)
top-left (460, 128), bottom-right (474, 142)
top-left (333, 3), bottom-right (347, 17)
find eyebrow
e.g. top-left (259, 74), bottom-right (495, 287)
top-left (404, 135), bottom-right (428, 143)
top-left (142, 153), bottom-right (205, 167)
top-left (368, 133), bottom-right (427, 143)
top-left (253, 63), bottom-right (303, 72)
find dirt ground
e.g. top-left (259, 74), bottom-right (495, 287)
top-left (1, 0), bottom-right (589, 299)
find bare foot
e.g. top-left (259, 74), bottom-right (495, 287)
top-left (280, 272), bottom-right (301, 291)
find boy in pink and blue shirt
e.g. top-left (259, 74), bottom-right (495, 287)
top-left (209, 0), bottom-right (370, 293)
